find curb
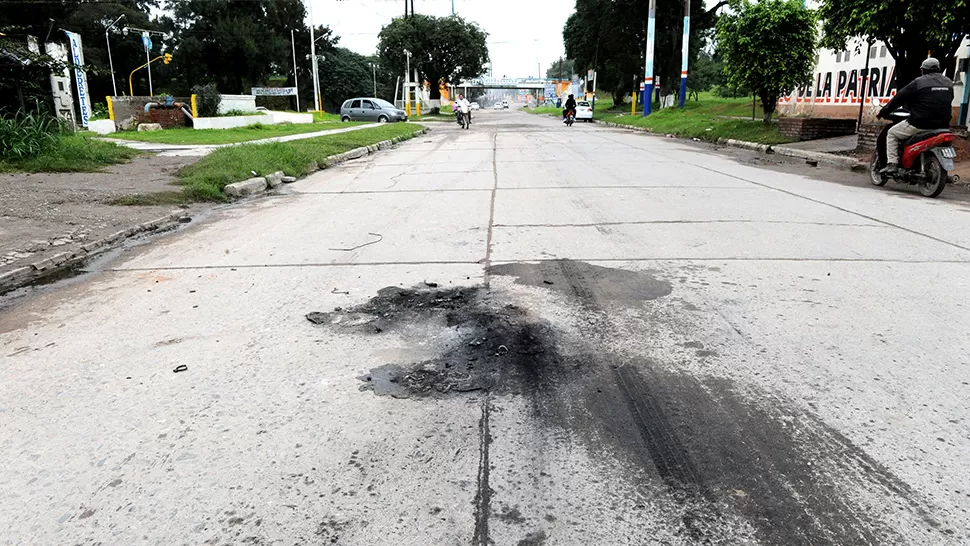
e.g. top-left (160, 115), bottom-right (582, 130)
top-left (594, 119), bottom-right (868, 171)
top-left (0, 127), bottom-right (431, 296)
top-left (225, 126), bottom-right (430, 199)
top-left (0, 210), bottom-right (191, 296)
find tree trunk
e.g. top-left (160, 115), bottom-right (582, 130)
top-left (760, 91), bottom-right (776, 125)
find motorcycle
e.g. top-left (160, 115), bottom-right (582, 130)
top-left (869, 110), bottom-right (958, 198)
top-left (457, 111), bottom-right (471, 130)
top-left (563, 108), bottom-right (576, 127)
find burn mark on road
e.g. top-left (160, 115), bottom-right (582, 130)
top-left (307, 261), bottom-right (935, 545)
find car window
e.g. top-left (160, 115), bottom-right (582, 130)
top-left (350, 99), bottom-right (361, 108)
top-left (578, 101), bottom-right (590, 106)
top-left (374, 99), bottom-right (395, 109)
top-left (342, 100), bottom-right (352, 109)
top-left (362, 100), bottom-right (375, 109)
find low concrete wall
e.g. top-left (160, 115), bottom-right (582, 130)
top-left (108, 95), bottom-right (190, 130)
top-left (778, 117), bottom-right (858, 141)
top-left (192, 111), bottom-right (312, 130)
top-left (857, 122), bottom-right (889, 151)
top-left (269, 111), bottom-right (313, 124)
top-left (218, 94), bottom-right (257, 114)
top-left (88, 119), bottom-right (116, 135)
top-left (193, 115), bottom-right (268, 130)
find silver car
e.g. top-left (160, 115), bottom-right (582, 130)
top-left (339, 98), bottom-right (408, 123)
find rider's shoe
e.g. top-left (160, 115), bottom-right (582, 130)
top-left (879, 163), bottom-right (899, 176)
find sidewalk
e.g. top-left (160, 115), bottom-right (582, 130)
top-left (102, 123), bottom-right (381, 157)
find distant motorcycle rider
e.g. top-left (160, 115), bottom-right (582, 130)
top-left (456, 94), bottom-right (471, 127)
top-left (878, 57), bottom-right (954, 175)
top-left (562, 94), bottom-right (577, 123)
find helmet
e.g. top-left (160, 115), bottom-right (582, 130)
top-left (921, 57), bottom-right (941, 71)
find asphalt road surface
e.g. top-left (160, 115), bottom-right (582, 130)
top-left (3, 110), bottom-right (970, 546)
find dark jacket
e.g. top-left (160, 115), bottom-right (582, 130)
top-left (564, 98), bottom-right (576, 111)
top-left (879, 72), bottom-right (954, 130)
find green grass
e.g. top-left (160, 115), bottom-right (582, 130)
top-left (529, 92), bottom-right (786, 145)
top-left (109, 191), bottom-right (191, 206)
top-left (0, 133), bottom-right (139, 173)
top-left (313, 111), bottom-right (341, 123)
top-left (175, 123), bottom-right (426, 201)
top-left (112, 121), bottom-right (358, 145)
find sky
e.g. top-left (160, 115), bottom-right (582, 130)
top-left (307, 0), bottom-right (573, 79)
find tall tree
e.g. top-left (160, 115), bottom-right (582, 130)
top-left (818, 0), bottom-right (969, 87)
top-left (377, 14), bottom-right (489, 100)
top-left (165, 0), bottom-right (311, 95)
top-left (563, 0), bottom-right (727, 102)
top-left (717, 0), bottom-right (816, 123)
top-left (546, 58), bottom-right (575, 80)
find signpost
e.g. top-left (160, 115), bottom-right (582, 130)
top-left (251, 87), bottom-right (298, 96)
top-left (642, 0), bottom-right (657, 116)
top-left (64, 30), bottom-right (91, 127)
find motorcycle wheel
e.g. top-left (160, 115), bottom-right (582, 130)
top-left (868, 150), bottom-right (888, 186)
top-left (918, 154), bottom-right (947, 198)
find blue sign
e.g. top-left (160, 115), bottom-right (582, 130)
top-left (142, 33), bottom-right (153, 51)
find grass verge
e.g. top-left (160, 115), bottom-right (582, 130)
top-left (313, 111), bottom-right (342, 123)
top-left (174, 123), bottom-right (426, 201)
top-left (0, 133), bottom-right (138, 173)
top-left (111, 121), bottom-right (359, 145)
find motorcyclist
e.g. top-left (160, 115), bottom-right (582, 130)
top-left (456, 94), bottom-right (471, 127)
top-left (562, 94), bottom-right (577, 123)
top-left (878, 57), bottom-right (954, 175)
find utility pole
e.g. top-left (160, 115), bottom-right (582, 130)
top-left (678, 0), bottom-right (690, 108)
top-left (960, 41), bottom-right (970, 126)
top-left (642, 0), bottom-right (657, 116)
top-left (104, 14), bottom-right (124, 96)
top-left (370, 62), bottom-right (378, 97)
top-left (291, 30), bottom-right (301, 112)
top-left (308, 2), bottom-right (321, 111)
top-left (404, 48), bottom-right (412, 117)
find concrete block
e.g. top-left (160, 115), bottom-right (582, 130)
top-left (81, 241), bottom-right (104, 253)
top-left (224, 177), bottom-right (267, 197)
top-left (88, 119), bottom-right (117, 135)
top-left (282, 176), bottom-right (297, 184)
top-left (346, 147), bottom-right (367, 160)
top-left (49, 252), bottom-right (72, 266)
top-left (0, 266), bottom-right (33, 284)
top-left (31, 258), bottom-right (55, 271)
top-left (266, 171), bottom-right (285, 188)
top-left (137, 123), bottom-right (163, 132)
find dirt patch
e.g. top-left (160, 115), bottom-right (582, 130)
top-left (307, 266), bottom-right (942, 545)
top-left (0, 154), bottom-right (204, 276)
top-left (489, 260), bottom-right (672, 305)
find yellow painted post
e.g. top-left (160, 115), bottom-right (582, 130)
top-left (632, 91), bottom-right (637, 116)
top-left (106, 96), bottom-right (115, 120)
top-left (190, 94), bottom-right (198, 118)
top-left (416, 97), bottom-right (421, 117)
top-left (405, 88), bottom-right (411, 117)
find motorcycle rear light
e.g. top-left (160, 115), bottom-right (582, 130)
top-left (942, 135), bottom-right (954, 144)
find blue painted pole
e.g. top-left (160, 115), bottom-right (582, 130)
top-left (678, 0), bottom-right (690, 108)
top-left (642, 0), bottom-right (657, 116)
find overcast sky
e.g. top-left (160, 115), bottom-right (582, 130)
top-left (307, 0), bottom-right (573, 79)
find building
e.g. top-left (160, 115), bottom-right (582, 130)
top-left (778, 36), bottom-right (970, 124)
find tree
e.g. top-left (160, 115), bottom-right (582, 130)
top-left (165, 0), bottom-right (311, 95)
top-left (546, 58), bottom-right (575, 80)
top-left (818, 0), bottom-right (969, 88)
top-left (717, 0), bottom-right (816, 123)
top-left (377, 14), bottom-right (488, 100)
top-left (563, 0), bottom-right (727, 102)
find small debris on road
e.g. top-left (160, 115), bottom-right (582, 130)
top-left (173, 364), bottom-right (188, 373)
top-left (331, 288), bottom-right (350, 295)
top-left (423, 281), bottom-right (439, 288)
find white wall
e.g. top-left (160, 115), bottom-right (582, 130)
top-left (191, 111), bottom-right (313, 130)
top-left (217, 95), bottom-right (257, 114)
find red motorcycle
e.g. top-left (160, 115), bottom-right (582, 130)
top-left (869, 110), bottom-right (958, 198)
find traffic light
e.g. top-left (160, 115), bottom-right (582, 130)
top-left (163, 53), bottom-right (172, 64)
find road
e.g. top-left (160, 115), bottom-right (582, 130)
top-left (2, 110), bottom-right (970, 545)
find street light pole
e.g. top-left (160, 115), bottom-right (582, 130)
top-left (105, 14), bottom-right (124, 96)
top-left (291, 29), bottom-right (300, 112)
top-left (370, 62), bottom-right (378, 97)
top-left (404, 49), bottom-right (412, 116)
top-left (642, 0), bottom-right (657, 116)
top-left (678, 0), bottom-right (690, 108)
top-left (308, 2), bottom-right (321, 111)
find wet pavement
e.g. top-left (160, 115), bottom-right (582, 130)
top-left (2, 110), bottom-right (970, 545)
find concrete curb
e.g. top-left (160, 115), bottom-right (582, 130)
top-left (0, 210), bottom-right (191, 295)
top-left (595, 119), bottom-right (868, 171)
top-left (224, 126), bottom-right (430, 198)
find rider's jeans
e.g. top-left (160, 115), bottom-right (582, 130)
top-left (886, 121), bottom-right (922, 165)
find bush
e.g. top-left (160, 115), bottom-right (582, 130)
top-left (191, 83), bottom-right (222, 117)
top-left (0, 112), bottom-right (62, 160)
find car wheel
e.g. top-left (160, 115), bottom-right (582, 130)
top-left (340, 115), bottom-right (351, 123)
top-left (378, 115), bottom-right (389, 124)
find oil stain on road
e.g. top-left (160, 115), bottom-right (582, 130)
top-left (306, 260), bottom-right (941, 545)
